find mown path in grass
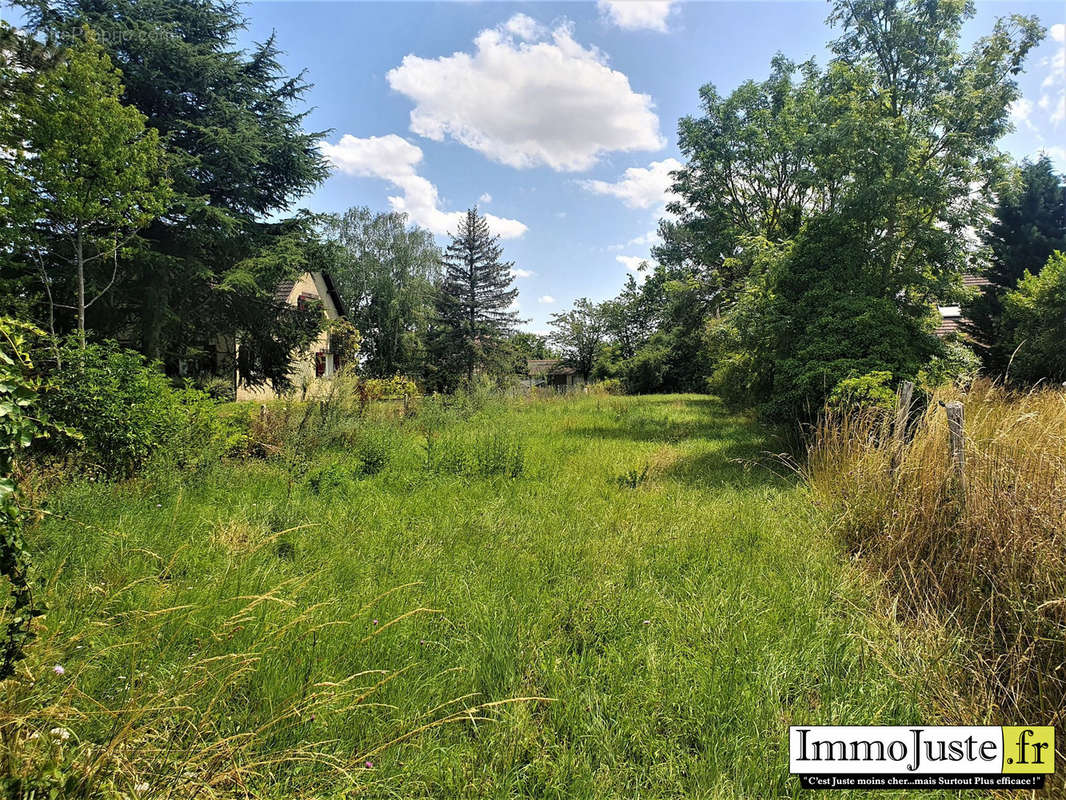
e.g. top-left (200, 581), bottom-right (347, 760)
top-left (34, 394), bottom-right (968, 799)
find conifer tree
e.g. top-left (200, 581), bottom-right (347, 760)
top-left (431, 209), bottom-right (522, 388)
top-left (963, 156), bottom-right (1066, 369)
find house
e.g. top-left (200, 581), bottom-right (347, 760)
top-left (934, 274), bottom-right (990, 338)
top-left (524, 359), bottom-right (585, 390)
top-left (233, 271), bottom-right (347, 401)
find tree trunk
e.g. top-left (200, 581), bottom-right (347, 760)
top-left (76, 227), bottom-right (86, 349)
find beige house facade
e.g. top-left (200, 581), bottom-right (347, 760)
top-left (233, 271), bottom-right (346, 401)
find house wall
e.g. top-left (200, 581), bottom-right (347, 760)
top-left (234, 272), bottom-right (342, 402)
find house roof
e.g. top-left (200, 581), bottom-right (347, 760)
top-left (933, 274), bottom-right (987, 338)
top-left (272, 272), bottom-right (346, 318)
top-left (527, 359), bottom-right (576, 375)
top-left (274, 278), bottom-right (297, 305)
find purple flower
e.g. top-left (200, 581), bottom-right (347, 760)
top-left (372, 619), bottom-right (379, 626)
top-left (52, 664), bottom-right (65, 675)
top-left (365, 760), bottom-right (374, 769)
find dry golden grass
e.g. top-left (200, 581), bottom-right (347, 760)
top-left (807, 379), bottom-right (1066, 769)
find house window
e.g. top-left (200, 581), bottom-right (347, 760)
top-left (297, 292), bottom-right (318, 312)
top-left (314, 351), bottom-right (326, 377)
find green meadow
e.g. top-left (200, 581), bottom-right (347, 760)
top-left (24, 394), bottom-right (962, 798)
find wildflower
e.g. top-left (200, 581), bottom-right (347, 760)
top-left (642, 619), bottom-right (651, 625)
top-left (50, 727), bottom-right (71, 741)
top-left (134, 782), bottom-right (150, 795)
top-left (52, 664), bottom-right (65, 675)
top-left (365, 760), bottom-right (374, 769)
top-left (372, 619), bottom-right (379, 626)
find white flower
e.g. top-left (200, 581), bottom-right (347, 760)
top-left (50, 727), bottom-right (71, 741)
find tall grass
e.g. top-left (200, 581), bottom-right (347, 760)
top-left (807, 380), bottom-right (1066, 764)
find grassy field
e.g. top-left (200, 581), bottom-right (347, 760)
top-left (16, 393), bottom-right (963, 798)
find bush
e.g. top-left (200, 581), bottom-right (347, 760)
top-left (917, 339), bottom-right (980, 391)
top-left (353, 425), bottom-right (392, 477)
top-left (595, 378), bottom-right (624, 396)
top-left (196, 374), bottom-right (237, 403)
top-left (425, 429), bottom-right (524, 478)
top-left (37, 339), bottom-right (217, 476)
top-left (827, 370), bottom-right (896, 414)
top-left (1001, 251), bottom-right (1066, 384)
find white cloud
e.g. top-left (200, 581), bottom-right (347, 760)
top-left (1051, 23), bottom-right (1064, 43)
top-left (319, 134), bottom-right (527, 239)
top-left (479, 192), bottom-right (492, 204)
top-left (1052, 94), bottom-right (1066, 126)
top-left (538, 295), bottom-right (556, 304)
top-left (616, 255), bottom-right (653, 272)
top-left (597, 0), bottom-right (677, 33)
top-left (511, 267), bottom-right (536, 278)
top-left (628, 229), bottom-right (660, 246)
top-left (386, 16), bottom-right (664, 172)
top-left (579, 158), bottom-right (681, 209)
top-left (1040, 146), bottom-right (1066, 169)
top-left (1010, 97), bottom-right (1036, 131)
top-left (504, 13), bottom-right (544, 41)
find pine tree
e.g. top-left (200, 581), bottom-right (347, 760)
top-left (431, 209), bottom-right (522, 388)
top-left (964, 157), bottom-right (1066, 370)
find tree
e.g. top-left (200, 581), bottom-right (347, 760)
top-left (661, 0), bottom-right (1042, 418)
top-left (1000, 251), bottom-right (1066, 384)
top-left (508, 332), bottom-right (554, 374)
top-left (13, 28), bottom-right (170, 348)
top-left (16, 1), bottom-right (329, 372)
top-left (963, 157), bottom-right (1066, 370)
top-left (321, 208), bottom-right (440, 379)
top-left (430, 209), bottom-right (522, 388)
top-left (547, 299), bottom-right (604, 381)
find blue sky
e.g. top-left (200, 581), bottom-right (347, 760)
top-left (13, 1), bottom-right (1062, 332)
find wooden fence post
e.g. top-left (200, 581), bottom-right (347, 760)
top-left (890, 380), bottom-right (914, 474)
top-left (945, 400), bottom-right (966, 506)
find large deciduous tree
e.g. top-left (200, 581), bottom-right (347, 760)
top-left (547, 299), bottom-right (604, 382)
top-left (13, 28), bottom-right (171, 348)
top-left (16, 0), bottom-right (329, 377)
top-left (660, 0), bottom-right (1042, 418)
top-left (321, 208), bottom-right (440, 380)
top-left (430, 209), bottom-right (522, 388)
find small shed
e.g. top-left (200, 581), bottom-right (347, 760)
top-left (525, 359), bottom-right (584, 390)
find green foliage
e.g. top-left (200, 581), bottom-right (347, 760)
top-left (615, 463), bottom-right (649, 489)
top-left (659, 0), bottom-right (1041, 420)
top-left (0, 319), bottom-right (57, 678)
top-left (917, 339), bottom-right (982, 391)
top-left (322, 208), bottom-right (440, 379)
top-left (425, 429), bottom-right (525, 478)
top-left (196, 375), bottom-right (237, 403)
top-left (15, 0), bottom-right (329, 364)
top-left (964, 157), bottom-right (1066, 370)
top-left (1001, 251), bottom-right (1066, 384)
top-left (429, 209), bottom-right (523, 390)
top-left (9, 26), bottom-right (171, 346)
top-left (547, 299), bottom-right (604, 381)
top-left (827, 371), bottom-right (896, 413)
top-left (352, 424), bottom-right (393, 477)
top-left (38, 338), bottom-right (216, 476)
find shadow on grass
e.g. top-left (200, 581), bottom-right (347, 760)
top-left (573, 394), bottom-right (797, 490)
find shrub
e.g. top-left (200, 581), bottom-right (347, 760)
top-left (827, 370), bottom-right (896, 414)
top-left (1001, 250), bottom-right (1066, 384)
top-left (37, 338), bottom-right (217, 476)
top-left (425, 429), bottom-right (524, 478)
top-left (196, 374), bottom-right (237, 403)
top-left (595, 378), bottom-right (624, 396)
top-left (353, 425), bottom-right (392, 477)
top-left (916, 338), bottom-right (981, 391)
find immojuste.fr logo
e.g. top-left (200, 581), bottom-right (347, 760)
top-left (789, 725), bottom-right (1054, 790)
